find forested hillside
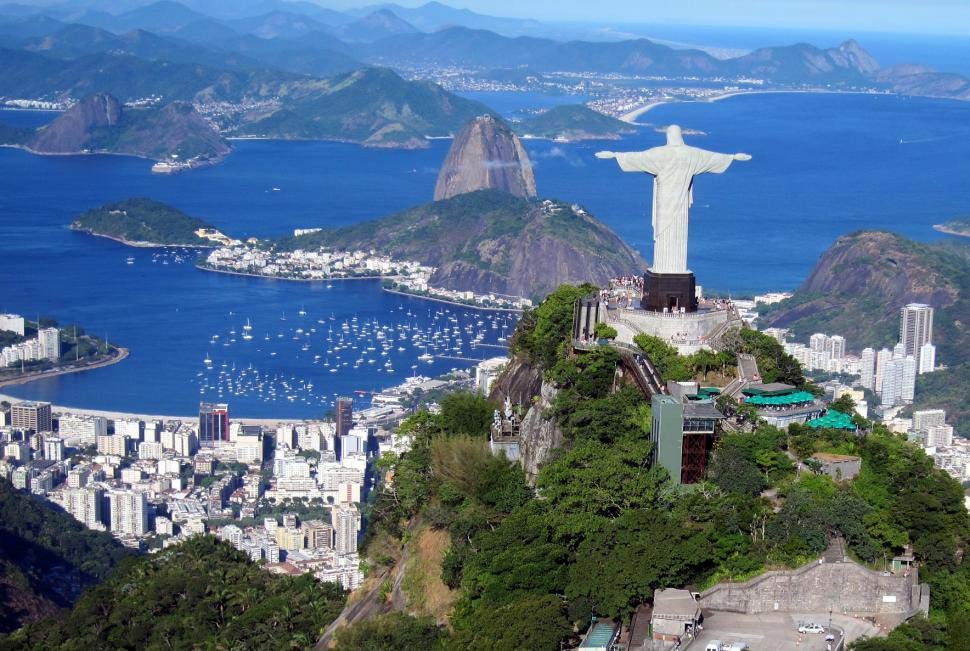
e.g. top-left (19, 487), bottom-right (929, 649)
top-left (0, 480), bottom-right (133, 634)
top-left (4, 535), bottom-right (346, 649)
top-left (349, 284), bottom-right (970, 650)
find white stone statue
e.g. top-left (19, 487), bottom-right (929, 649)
top-left (597, 125), bottom-right (751, 274)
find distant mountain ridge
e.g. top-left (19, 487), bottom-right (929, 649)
top-left (233, 67), bottom-right (496, 147)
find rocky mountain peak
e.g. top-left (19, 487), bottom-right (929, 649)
top-left (30, 93), bottom-right (122, 153)
top-left (434, 115), bottom-right (537, 201)
top-left (836, 39), bottom-right (880, 74)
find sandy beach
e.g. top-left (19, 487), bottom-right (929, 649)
top-left (618, 88), bottom-right (892, 124)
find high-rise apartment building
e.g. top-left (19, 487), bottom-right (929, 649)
top-left (334, 505), bottom-right (359, 555)
top-left (302, 520), bottom-right (333, 550)
top-left (913, 409), bottom-right (947, 432)
top-left (43, 436), bottom-right (64, 461)
top-left (107, 489), bottom-right (149, 536)
top-left (65, 485), bottom-right (104, 529)
top-left (918, 343), bottom-right (936, 374)
top-left (198, 403), bottom-right (229, 446)
top-left (900, 303), bottom-right (933, 368)
top-left (900, 355), bottom-right (917, 402)
top-left (335, 397), bottom-right (353, 439)
top-left (825, 335), bottom-right (846, 360)
top-left (11, 401), bottom-right (52, 432)
top-left (859, 348), bottom-right (875, 390)
top-left (37, 327), bottom-right (59, 362)
top-left (875, 348), bottom-right (892, 393)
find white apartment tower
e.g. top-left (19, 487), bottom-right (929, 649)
top-left (918, 342), bottom-right (936, 374)
top-left (37, 327), bottom-right (59, 362)
top-left (334, 505), bottom-right (359, 556)
top-left (860, 348), bottom-right (875, 390)
top-left (66, 485), bottom-right (104, 529)
top-left (874, 348), bottom-right (892, 393)
top-left (913, 409), bottom-right (947, 432)
top-left (900, 355), bottom-right (917, 402)
top-left (900, 303), bottom-right (933, 368)
top-left (107, 490), bottom-right (149, 536)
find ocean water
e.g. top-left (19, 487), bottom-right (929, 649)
top-left (1, 91), bottom-right (968, 416)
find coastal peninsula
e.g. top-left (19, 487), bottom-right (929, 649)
top-left (71, 198), bottom-right (233, 248)
top-left (0, 315), bottom-right (126, 388)
top-left (933, 218), bottom-right (970, 237)
top-left (0, 94), bottom-right (230, 172)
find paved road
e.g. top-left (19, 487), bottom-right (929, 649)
top-left (694, 611), bottom-right (877, 651)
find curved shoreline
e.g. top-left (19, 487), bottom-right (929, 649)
top-left (196, 264), bottom-right (394, 283)
top-left (619, 89), bottom-right (895, 124)
top-left (932, 224), bottom-right (970, 237)
top-left (71, 227), bottom-right (216, 249)
top-left (381, 287), bottom-right (525, 313)
top-left (0, 347), bottom-right (129, 389)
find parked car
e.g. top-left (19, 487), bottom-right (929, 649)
top-left (704, 642), bottom-right (723, 651)
top-left (726, 642), bottom-right (750, 651)
top-left (799, 623), bottom-right (826, 634)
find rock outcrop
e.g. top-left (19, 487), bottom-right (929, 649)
top-left (24, 93), bottom-right (230, 163)
top-left (29, 93), bottom-right (121, 153)
top-left (434, 115), bottom-right (537, 201)
top-left (516, 380), bottom-right (563, 484)
top-left (489, 355), bottom-right (563, 484)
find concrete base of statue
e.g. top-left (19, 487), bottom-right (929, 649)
top-left (640, 269), bottom-right (698, 313)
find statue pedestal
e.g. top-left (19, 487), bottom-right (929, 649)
top-left (641, 270), bottom-right (697, 313)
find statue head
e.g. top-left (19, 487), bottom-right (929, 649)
top-left (666, 124), bottom-right (684, 146)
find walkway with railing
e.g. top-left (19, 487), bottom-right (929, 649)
top-left (574, 338), bottom-right (667, 397)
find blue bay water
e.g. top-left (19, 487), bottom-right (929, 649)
top-left (0, 91), bottom-right (968, 416)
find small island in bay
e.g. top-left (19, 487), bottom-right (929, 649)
top-left (515, 104), bottom-right (638, 141)
top-left (933, 218), bottom-right (970, 237)
top-left (71, 198), bottom-right (234, 247)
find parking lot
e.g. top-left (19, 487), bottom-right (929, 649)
top-left (692, 611), bottom-right (880, 651)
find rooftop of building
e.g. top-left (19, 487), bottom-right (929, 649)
top-left (652, 588), bottom-right (701, 619)
top-left (579, 619), bottom-right (619, 648)
top-left (12, 400), bottom-right (51, 408)
top-left (807, 410), bottom-right (857, 431)
top-left (744, 390), bottom-right (816, 406)
top-left (684, 402), bottom-right (726, 420)
top-left (742, 382), bottom-right (797, 396)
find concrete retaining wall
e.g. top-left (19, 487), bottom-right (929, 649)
top-left (699, 559), bottom-right (918, 617)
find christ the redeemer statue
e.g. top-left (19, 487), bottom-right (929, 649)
top-left (596, 125), bottom-right (750, 274)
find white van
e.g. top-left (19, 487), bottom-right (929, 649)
top-left (705, 642), bottom-right (723, 651)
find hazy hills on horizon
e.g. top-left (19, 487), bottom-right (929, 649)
top-left (1, 0), bottom-right (968, 97)
top-left (0, 0), bottom-right (967, 148)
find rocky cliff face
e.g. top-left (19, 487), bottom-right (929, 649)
top-left (25, 93), bottom-right (229, 162)
top-left (488, 355), bottom-right (562, 484)
top-left (516, 380), bottom-right (563, 484)
top-left (434, 115), bottom-right (537, 201)
top-left (29, 93), bottom-right (121, 153)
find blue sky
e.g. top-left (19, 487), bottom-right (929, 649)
top-left (330, 0), bottom-right (970, 36)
